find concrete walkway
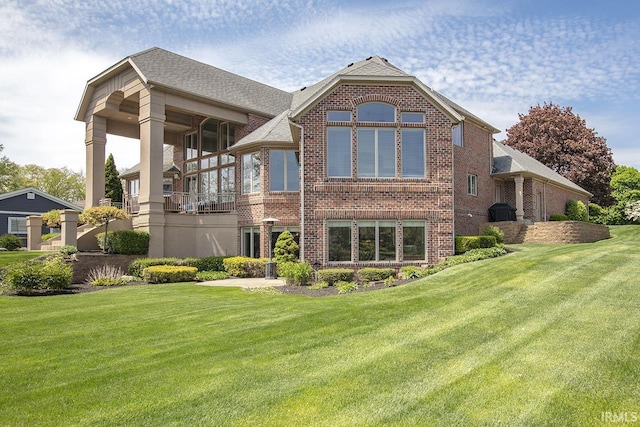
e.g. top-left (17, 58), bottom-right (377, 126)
top-left (197, 277), bottom-right (286, 289)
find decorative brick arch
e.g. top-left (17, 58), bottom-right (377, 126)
top-left (351, 94), bottom-right (401, 108)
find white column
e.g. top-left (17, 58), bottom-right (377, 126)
top-left (26, 216), bottom-right (42, 251)
top-left (85, 115), bottom-right (107, 208)
top-left (514, 175), bottom-right (525, 221)
top-left (137, 88), bottom-right (166, 257)
top-left (60, 210), bottom-right (79, 248)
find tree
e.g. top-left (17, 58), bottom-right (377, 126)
top-left (104, 154), bottom-right (123, 203)
top-left (18, 164), bottom-right (85, 202)
top-left (79, 206), bottom-right (129, 253)
top-left (505, 103), bottom-right (615, 205)
top-left (0, 144), bottom-right (22, 193)
top-left (274, 231), bottom-right (299, 264)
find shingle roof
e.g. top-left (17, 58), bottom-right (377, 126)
top-left (0, 187), bottom-right (83, 210)
top-left (129, 47), bottom-right (292, 117)
top-left (492, 140), bottom-right (591, 196)
top-left (230, 110), bottom-right (294, 151)
top-left (120, 145), bottom-right (180, 178)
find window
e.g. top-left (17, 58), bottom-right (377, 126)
top-left (201, 119), bottom-right (218, 156)
top-left (327, 111), bottom-right (351, 122)
top-left (401, 129), bottom-right (425, 178)
top-left (358, 221), bottom-right (396, 261)
top-left (403, 221), bottom-right (426, 261)
top-left (8, 217), bottom-right (27, 234)
top-left (220, 166), bottom-right (235, 198)
top-left (494, 184), bottom-right (502, 203)
top-left (162, 178), bottom-right (173, 195)
top-left (128, 179), bottom-right (140, 195)
top-left (327, 127), bottom-right (352, 178)
top-left (242, 227), bottom-right (261, 258)
top-left (357, 129), bottom-right (395, 178)
top-left (270, 150), bottom-right (299, 191)
top-left (357, 103), bottom-right (395, 122)
top-left (185, 133), bottom-right (198, 159)
top-left (242, 152), bottom-right (260, 194)
top-left (220, 122), bottom-right (235, 150)
top-left (328, 221), bottom-right (351, 262)
top-left (452, 123), bottom-right (463, 147)
top-left (401, 112), bottom-right (424, 123)
top-left (467, 174), bottom-right (478, 196)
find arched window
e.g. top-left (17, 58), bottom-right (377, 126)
top-left (357, 102), bottom-right (395, 122)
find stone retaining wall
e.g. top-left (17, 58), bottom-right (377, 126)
top-left (482, 221), bottom-right (610, 244)
top-left (71, 253), bottom-right (144, 284)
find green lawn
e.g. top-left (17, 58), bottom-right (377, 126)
top-left (1, 227), bottom-right (638, 426)
top-left (0, 251), bottom-right (51, 267)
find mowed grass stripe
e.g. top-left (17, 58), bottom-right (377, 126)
top-left (0, 226), bottom-right (638, 426)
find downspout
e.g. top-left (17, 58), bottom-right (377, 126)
top-left (289, 119), bottom-right (305, 261)
top-left (451, 124), bottom-right (456, 255)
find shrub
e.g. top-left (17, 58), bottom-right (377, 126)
top-left (278, 262), bottom-right (313, 285)
top-left (96, 230), bottom-right (149, 255)
top-left (481, 225), bottom-right (504, 244)
top-left (566, 200), bottom-right (588, 222)
top-left (357, 268), bottom-right (396, 282)
top-left (309, 281), bottom-right (329, 290)
top-left (444, 247), bottom-right (507, 267)
top-left (184, 256), bottom-right (228, 272)
top-left (41, 233), bottom-right (58, 242)
top-left (85, 265), bottom-right (127, 287)
top-left (588, 203), bottom-right (607, 224)
top-left (549, 214), bottom-right (569, 221)
top-left (335, 280), bottom-right (359, 294)
top-left (128, 258), bottom-right (180, 277)
top-left (2, 256), bottom-right (72, 293)
top-left (274, 231), bottom-right (299, 264)
top-left (222, 256), bottom-right (268, 278)
top-left (317, 268), bottom-right (355, 286)
top-left (384, 276), bottom-right (396, 287)
top-left (0, 234), bottom-right (22, 251)
top-left (455, 235), bottom-right (497, 254)
top-left (142, 266), bottom-right (197, 284)
top-left (196, 271), bottom-right (229, 281)
top-left (59, 245), bottom-right (78, 257)
top-left (399, 266), bottom-right (428, 280)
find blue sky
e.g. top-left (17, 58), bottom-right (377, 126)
top-left (1, 0), bottom-right (639, 172)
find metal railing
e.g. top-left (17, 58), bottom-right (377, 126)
top-left (121, 192), bottom-right (235, 215)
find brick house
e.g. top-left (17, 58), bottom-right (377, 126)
top-left (77, 47), bottom-right (590, 266)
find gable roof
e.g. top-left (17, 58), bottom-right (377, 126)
top-left (76, 47), bottom-right (292, 121)
top-left (120, 145), bottom-right (180, 179)
top-left (0, 188), bottom-right (83, 210)
top-left (492, 140), bottom-right (592, 196)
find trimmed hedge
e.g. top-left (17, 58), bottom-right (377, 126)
top-left (550, 214), bottom-right (569, 221)
top-left (142, 266), bottom-right (197, 284)
top-left (566, 199), bottom-right (588, 222)
top-left (128, 258), bottom-right (180, 277)
top-left (317, 268), bottom-right (354, 286)
top-left (97, 230), bottom-right (150, 255)
top-left (357, 268), bottom-right (396, 282)
top-left (455, 235), bottom-right (497, 254)
top-left (223, 256), bottom-right (268, 278)
top-left (128, 256), bottom-right (229, 278)
top-left (278, 262), bottom-right (313, 285)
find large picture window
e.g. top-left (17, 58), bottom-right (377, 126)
top-left (403, 221), bottom-right (426, 261)
top-left (357, 103), bottom-right (395, 122)
top-left (270, 150), bottom-right (299, 192)
top-left (328, 221), bottom-right (351, 262)
top-left (401, 129), bottom-right (425, 178)
top-left (242, 152), bottom-right (261, 194)
top-left (327, 128), bottom-right (352, 178)
top-left (357, 129), bottom-right (395, 178)
top-left (358, 220), bottom-right (396, 261)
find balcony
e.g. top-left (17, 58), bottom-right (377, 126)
top-left (109, 192), bottom-right (235, 215)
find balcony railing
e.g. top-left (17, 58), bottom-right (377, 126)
top-left (119, 192), bottom-right (235, 215)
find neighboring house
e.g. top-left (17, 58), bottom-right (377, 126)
top-left (76, 47), bottom-right (590, 266)
top-left (0, 188), bottom-right (83, 246)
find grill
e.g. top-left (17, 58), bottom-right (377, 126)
top-left (488, 203), bottom-right (517, 222)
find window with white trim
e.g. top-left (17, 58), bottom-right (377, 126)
top-left (358, 220), bottom-right (396, 262)
top-left (8, 217), bottom-right (27, 234)
top-left (269, 150), bottom-right (299, 192)
top-left (467, 174), bottom-right (478, 196)
top-left (328, 221), bottom-right (352, 262)
top-left (357, 103), bottom-right (395, 122)
top-left (357, 128), bottom-right (395, 178)
top-left (242, 152), bottom-right (260, 194)
top-left (401, 129), bottom-right (425, 178)
top-left (327, 127), bottom-right (352, 178)
top-left (403, 221), bottom-right (426, 261)
top-left (452, 123), bottom-right (463, 146)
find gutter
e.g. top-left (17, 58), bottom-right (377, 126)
top-left (288, 119), bottom-right (305, 262)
